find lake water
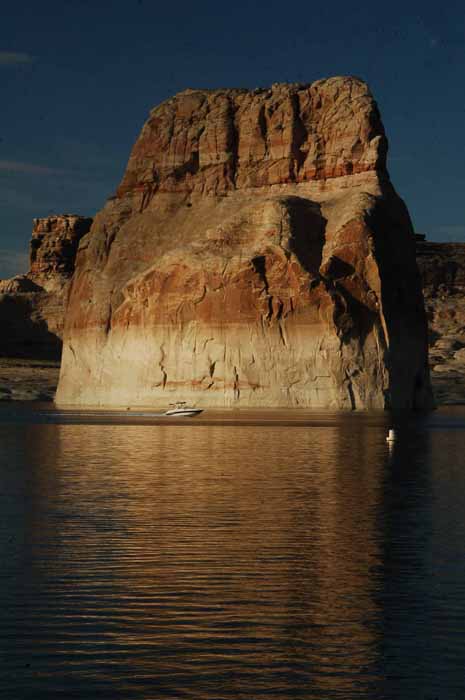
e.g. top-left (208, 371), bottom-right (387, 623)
top-left (1, 404), bottom-right (464, 699)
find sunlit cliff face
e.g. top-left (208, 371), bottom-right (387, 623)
top-left (56, 77), bottom-right (432, 409)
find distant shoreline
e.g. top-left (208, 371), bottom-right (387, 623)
top-left (0, 357), bottom-right (59, 402)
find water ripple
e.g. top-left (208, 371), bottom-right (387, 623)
top-left (1, 408), bottom-right (465, 698)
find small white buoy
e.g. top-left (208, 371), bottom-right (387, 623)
top-left (386, 428), bottom-right (396, 443)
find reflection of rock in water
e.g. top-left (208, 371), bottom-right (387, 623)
top-left (15, 418), bottom-right (390, 697)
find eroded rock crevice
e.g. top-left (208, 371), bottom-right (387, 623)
top-left (55, 78), bottom-right (432, 409)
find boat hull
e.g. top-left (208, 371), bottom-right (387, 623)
top-left (163, 409), bottom-right (203, 417)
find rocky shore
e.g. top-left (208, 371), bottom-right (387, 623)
top-left (0, 358), bottom-right (60, 401)
top-left (0, 214), bottom-right (92, 401)
top-left (417, 241), bottom-right (465, 405)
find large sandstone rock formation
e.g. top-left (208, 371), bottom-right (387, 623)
top-left (0, 215), bottom-right (92, 359)
top-left (56, 77), bottom-right (433, 409)
top-left (417, 240), bottom-right (465, 404)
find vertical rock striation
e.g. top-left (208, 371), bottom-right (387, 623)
top-left (56, 77), bottom-right (433, 409)
top-left (29, 215), bottom-right (93, 291)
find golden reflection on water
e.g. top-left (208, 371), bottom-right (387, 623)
top-left (5, 418), bottom-right (391, 698)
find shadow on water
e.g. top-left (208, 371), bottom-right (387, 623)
top-left (374, 425), bottom-right (435, 699)
top-left (374, 416), bottom-right (465, 699)
top-left (0, 408), bottom-right (464, 699)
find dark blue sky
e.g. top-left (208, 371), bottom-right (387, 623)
top-left (1, 0), bottom-right (464, 277)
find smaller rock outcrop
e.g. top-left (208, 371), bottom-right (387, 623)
top-left (29, 215), bottom-right (93, 291)
top-left (0, 215), bottom-right (92, 359)
top-left (417, 240), bottom-right (465, 404)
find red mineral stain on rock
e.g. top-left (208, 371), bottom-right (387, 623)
top-left (56, 77), bottom-right (433, 409)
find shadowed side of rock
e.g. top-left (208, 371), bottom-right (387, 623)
top-left (56, 77), bottom-right (433, 409)
top-left (0, 214), bottom-right (92, 360)
top-left (417, 240), bottom-right (465, 405)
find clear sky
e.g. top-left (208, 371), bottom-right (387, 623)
top-left (1, 0), bottom-right (464, 277)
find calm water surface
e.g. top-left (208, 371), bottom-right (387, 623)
top-left (1, 405), bottom-right (465, 699)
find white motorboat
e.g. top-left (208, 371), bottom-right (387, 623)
top-left (164, 402), bottom-right (203, 417)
